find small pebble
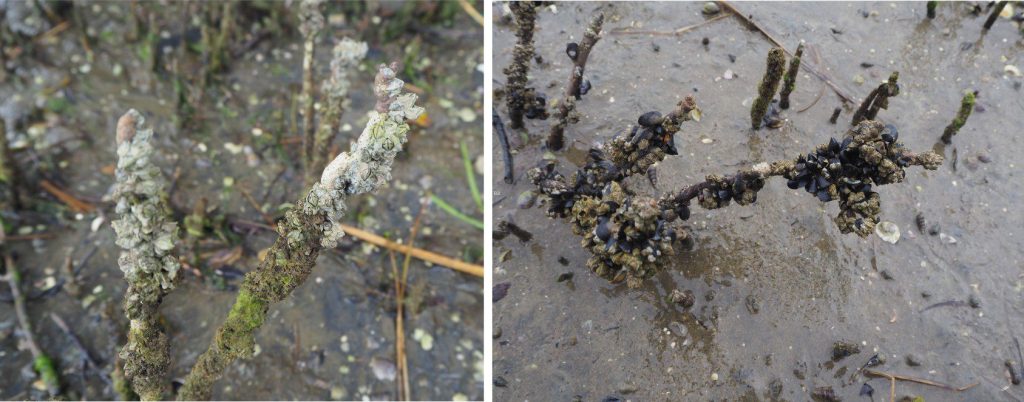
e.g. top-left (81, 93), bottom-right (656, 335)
top-left (556, 272), bottom-right (574, 282)
top-left (517, 190), bottom-right (538, 209)
top-left (494, 376), bottom-right (509, 387)
top-left (670, 289), bottom-right (695, 308)
top-left (906, 354), bottom-right (922, 367)
top-left (968, 294), bottom-right (981, 308)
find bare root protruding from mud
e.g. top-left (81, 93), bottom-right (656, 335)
top-left (547, 13), bottom-right (604, 151)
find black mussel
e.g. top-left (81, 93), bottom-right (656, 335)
top-left (566, 42), bottom-right (579, 60)
top-left (807, 179), bottom-right (818, 193)
top-left (619, 240), bottom-right (635, 253)
top-left (638, 111), bottom-right (664, 127)
top-left (667, 228), bottom-right (678, 242)
top-left (604, 238), bottom-right (618, 251)
top-left (829, 137), bottom-right (841, 153)
top-left (630, 127), bottom-right (654, 146)
top-left (816, 175), bottom-right (830, 189)
top-left (816, 190), bottom-right (831, 202)
top-left (854, 218), bottom-right (864, 228)
top-left (654, 125), bottom-right (665, 135)
top-left (602, 200), bottom-right (620, 211)
top-left (787, 179), bottom-right (800, 189)
top-left (652, 220), bottom-right (665, 240)
top-left (579, 79), bottom-right (592, 96)
top-left (592, 215), bottom-right (608, 234)
top-left (732, 177), bottom-right (747, 193)
top-left (717, 190), bottom-right (732, 202)
top-left (676, 205), bottom-right (691, 220)
top-left (881, 124), bottom-right (898, 143)
top-left (841, 136), bottom-right (853, 150)
top-left (665, 134), bottom-right (678, 155)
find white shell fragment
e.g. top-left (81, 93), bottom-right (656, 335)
top-left (875, 221), bottom-right (900, 244)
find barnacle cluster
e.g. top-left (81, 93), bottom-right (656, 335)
top-left (569, 183), bottom-right (677, 287)
top-left (305, 63), bottom-right (423, 247)
top-left (111, 110), bottom-right (180, 317)
top-left (111, 109), bottom-right (179, 400)
top-left (531, 116), bottom-right (942, 287)
top-left (697, 173), bottom-right (766, 209)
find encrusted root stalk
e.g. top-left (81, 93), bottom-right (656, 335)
top-left (178, 64), bottom-right (422, 400)
top-left (751, 47), bottom-right (786, 129)
top-left (983, 1), bottom-right (1008, 30)
top-left (926, 1), bottom-right (937, 19)
top-left (547, 13), bottom-right (604, 151)
top-left (533, 119), bottom-right (942, 287)
top-left (503, 1), bottom-right (538, 129)
top-left (299, 0), bottom-right (325, 186)
top-left (851, 72), bottom-right (899, 125)
top-left (309, 38), bottom-right (369, 186)
top-left (779, 43), bottom-right (803, 110)
top-left (112, 110), bottom-right (180, 401)
top-left (940, 90), bottom-right (975, 144)
top-left (0, 119), bottom-right (23, 208)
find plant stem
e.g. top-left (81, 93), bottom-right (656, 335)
top-left (3, 253), bottom-right (61, 397)
top-left (940, 91), bottom-right (975, 144)
top-left (750, 47), bottom-right (786, 129)
top-left (547, 13), bottom-right (604, 151)
top-left (983, 1), bottom-right (1008, 30)
top-left (179, 64), bottom-right (422, 400)
top-left (779, 43), bottom-right (803, 110)
top-left (503, 1), bottom-right (537, 129)
top-left (430, 193), bottom-right (484, 230)
top-left (461, 140), bottom-right (482, 212)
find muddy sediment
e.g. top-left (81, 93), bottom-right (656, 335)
top-left (493, 2), bottom-right (1023, 401)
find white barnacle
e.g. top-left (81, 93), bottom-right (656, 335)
top-left (112, 110), bottom-right (180, 292)
top-left (311, 65), bottom-right (422, 248)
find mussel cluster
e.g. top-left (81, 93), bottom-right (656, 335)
top-left (602, 111), bottom-right (681, 178)
top-left (783, 120), bottom-right (924, 236)
top-left (527, 161), bottom-right (575, 217)
top-left (697, 173), bottom-right (766, 210)
top-left (521, 88), bottom-right (549, 120)
top-left (569, 183), bottom-right (678, 288)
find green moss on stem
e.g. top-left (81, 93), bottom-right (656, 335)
top-left (940, 91), bottom-right (975, 144)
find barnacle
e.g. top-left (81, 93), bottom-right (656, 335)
top-left (307, 64), bottom-right (423, 248)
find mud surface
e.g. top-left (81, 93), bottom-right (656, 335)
top-left (493, 2), bottom-right (1022, 401)
top-left (1, 2), bottom-right (483, 400)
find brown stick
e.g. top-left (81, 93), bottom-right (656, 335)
top-left (547, 13), bottom-right (604, 151)
top-left (865, 368), bottom-right (978, 402)
top-left (609, 13), bottom-right (730, 36)
top-left (3, 253), bottom-right (61, 397)
top-left (40, 179), bottom-right (96, 213)
top-left (229, 219), bottom-right (484, 278)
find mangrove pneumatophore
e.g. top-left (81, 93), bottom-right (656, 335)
top-left (112, 110), bottom-right (180, 401)
top-left (547, 13), bottom-right (604, 151)
top-left (503, 1), bottom-right (545, 129)
top-left (750, 47), bottom-right (786, 129)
